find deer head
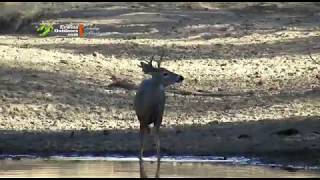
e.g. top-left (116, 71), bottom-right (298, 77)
top-left (138, 49), bottom-right (184, 87)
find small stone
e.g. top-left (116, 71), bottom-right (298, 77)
top-left (60, 60), bottom-right (68, 64)
top-left (11, 156), bottom-right (22, 160)
top-left (257, 80), bottom-right (263, 86)
top-left (45, 104), bottom-right (55, 113)
top-left (275, 128), bottom-right (299, 136)
top-left (175, 129), bottom-right (182, 135)
top-left (224, 104), bottom-right (231, 110)
top-left (238, 134), bottom-right (250, 139)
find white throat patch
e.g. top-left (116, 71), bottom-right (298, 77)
top-left (159, 84), bottom-right (165, 91)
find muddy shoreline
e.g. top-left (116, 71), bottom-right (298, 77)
top-left (0, 116), bottom-right (319, 166)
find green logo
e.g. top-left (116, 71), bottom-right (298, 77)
top-left (36, 23), bottom-right (54, 37)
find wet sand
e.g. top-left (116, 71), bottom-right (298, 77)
top-left (0, 158), bottom-right (320, 178)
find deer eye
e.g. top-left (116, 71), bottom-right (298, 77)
top-left (163, 72), bottom-right (169, 77)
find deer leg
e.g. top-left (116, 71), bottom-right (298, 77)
top-left (139, 128), bottom-right (147, 178)
top-left (154, 127), bottom-right (161, 178)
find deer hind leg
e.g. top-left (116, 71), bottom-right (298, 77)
top-left (139, 126), bottom-right (148, 178)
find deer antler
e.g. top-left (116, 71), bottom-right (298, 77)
top-left (157, 47), bottom-right (166, 68)
top-left (138, 48), bottom-right (166, 74)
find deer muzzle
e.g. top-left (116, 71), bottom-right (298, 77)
top-left (177, 75), bottom-right (184, 83)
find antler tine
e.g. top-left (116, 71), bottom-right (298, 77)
top-left (149, 55), bottom-right (154, 66)
top-left (138, 55), bottom-right (154, 68)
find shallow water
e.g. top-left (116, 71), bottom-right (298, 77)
top-left (0, 156), bottom-right (319, 178)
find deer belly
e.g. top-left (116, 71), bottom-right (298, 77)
top-left (147, 112), bottom-right (162, 125)
top-left (141, 104), bottom-right (164, 126)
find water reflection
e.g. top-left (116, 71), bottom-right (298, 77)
top-left (0, 159), bottom-right (319, 178)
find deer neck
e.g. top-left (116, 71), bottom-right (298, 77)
top-left (151, 74), bottom-right (165, 89)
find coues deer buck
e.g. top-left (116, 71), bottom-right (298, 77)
top-left (134, 50), bottom-right (184, 178)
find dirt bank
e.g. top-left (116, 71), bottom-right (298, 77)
top-left (0, 2), bottom-right (320, 166)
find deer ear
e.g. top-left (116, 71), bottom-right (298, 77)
top-left (139, 61), bottom-right (156, 74)
top-left (138, 61), bottom-right (145, 68)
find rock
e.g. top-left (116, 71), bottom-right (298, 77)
top-left (238, 134), bottom-right (250, 139)
top-left (275, 128), bottom-right (299, 136)
top-left (224, 104), bottom-right (231, 110)
top-left (208, 121), bottom-right (219, 125)
top-left (31, 74), bottom-right (39, 78)
top-left (175, 129), bottom-right (182, 135)
top-left (45, 104), bottom-right (55, 113)
top-left (60, 60), bottom-right (68, 64)
top-left (36, 84), bottom-right (44, 90)
top-left (256, 80), bottom-right (263, 86)
top-left (11, 156), bottom-right (22, 160)
top-left (281, 166), bottom-right (298, 172)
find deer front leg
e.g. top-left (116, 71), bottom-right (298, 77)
top-left (154, 127), bottom-right (161, 178)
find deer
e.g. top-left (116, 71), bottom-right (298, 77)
top-left (134, 50), bottom-right (184, 178)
